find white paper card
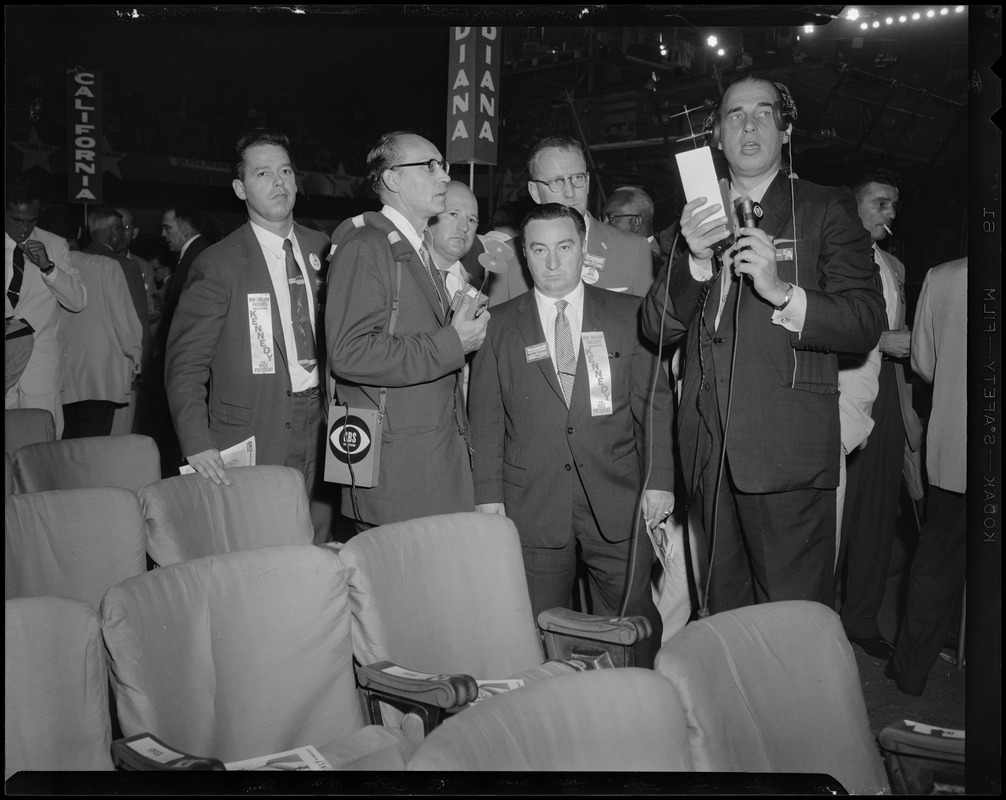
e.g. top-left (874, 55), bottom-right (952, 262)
top-left (179, 436), bottom-right (256, 475)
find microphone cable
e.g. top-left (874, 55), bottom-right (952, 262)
top-left (619, 231), bottom-right (680, 617)
top-left (696, 196), bottom-right (756, 618)
top-left (340, 400), bottom-right (364, 523)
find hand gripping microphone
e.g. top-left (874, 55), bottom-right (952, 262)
top-left (734, 196), bottom-right (758, 229)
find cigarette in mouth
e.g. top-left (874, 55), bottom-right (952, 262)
top-left (883, 224), bottom-right (893, 235)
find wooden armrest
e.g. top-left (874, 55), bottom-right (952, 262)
top-left (356, 660), bottom-right (480, 736)
top-left (537, 607), bottom-right (652, 645)
top-left (357, 660), bottom-right (479, 708)
top-left (111, 733), bottom-right (225, 771)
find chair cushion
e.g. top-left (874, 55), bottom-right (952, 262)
top-left (5, 408), bottom-right (55, 459)
top-left (407, 668), bottom-right (694, 771)
top-left (5, 487), bottom-right (147, 609)
top-left (339, 513), bottom-right (544, 678)
top-left (101, 544), bottom-right (367, 764)
top-left (5, 597), bottom-right (113, 777)
top-left (655, 600), bottom-right (890, 794)
top-left (139, 465), bottom-right (313, 567)
top-left (14, 434), bottom-right (161, 493)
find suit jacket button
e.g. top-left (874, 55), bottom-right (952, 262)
top-left (713, 336), bottom-right (723, 344)
top-left (564, 464), bottom-right (572, 471)
top-left (567, 427), bottom-right (575, 435)
top-left (703, 382), bottom-right (711, 390)
top-left (286, 390), bottom-right (292, 397)
top-left (285, 422), bottom-right (291, 429)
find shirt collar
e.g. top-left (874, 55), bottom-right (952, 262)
top-left (381, 205), bottom-right (424, 253)
top-left (179, 234), bottom-right (201, 260)
top-left (730, 170), bottom-right (780, 204)
top-left (249, 220), bottom-right (296, 256)
top-left (534, 279), bottom-right (585, 318)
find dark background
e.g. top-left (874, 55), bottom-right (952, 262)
top-left (6, 4), bottom-right (971, 309)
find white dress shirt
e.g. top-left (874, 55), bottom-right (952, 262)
top-left (688, 170), bottom-right (807, 333)
top-left (534, 280), bottom-right (585, 381)
top-left (248, 221), bottom-right (318, 393)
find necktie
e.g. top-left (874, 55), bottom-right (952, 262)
top-left (554, 299), bottom-right (577, 407)
top-left (871, 250), bottom-right (883, 294)
top-left (282, 239), bottom-right (317, 372)
top-left (419, 242), bottom-right (445, 313)
top-left (8, 245), bottom-right (25, 309)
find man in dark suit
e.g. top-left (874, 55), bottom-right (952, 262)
top-left (166, 129), bottom-right (329, 491)
top-left (145, 205), bottom-right (208, 475)
top-left (158, 204), bottom-right (208, 357)
top-left (641, 76), bottom-right (886, 614)
top-left (470, 203), bottom-right (674, 667)
top-left (325, 131), bottom-right (489, 529)
top-left (486, 136), bottom-right (655, 306)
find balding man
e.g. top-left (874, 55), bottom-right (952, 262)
top-left (487, 136), bottom-right (655, 305)
top-left (115, 207), bottom-right (157, 318)
top-left (85, 207), bottom-right (152, 435)
top-left (326, 131), bottom-right (489, 529)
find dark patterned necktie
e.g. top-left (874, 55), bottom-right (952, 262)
top-left (8, 245), bottom-right (26, 309)
top-left (554, 300), bottom-right (576, 407)
top-left (872, 249), bottom-right (884, 294)
top-left (419, 241), bottom-right (445, 313)
top-left (283, 239), bottom-right (317, 372)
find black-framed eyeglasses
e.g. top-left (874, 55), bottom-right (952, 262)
top-left (531, 172), bottom-right (589, 193)
top-left (603, 213), bottom-right (640, 223)
top-left (392, 158), bottom-right (450, 176)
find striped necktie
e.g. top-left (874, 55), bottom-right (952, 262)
top-left (554, 299), bottom-right (577, 407)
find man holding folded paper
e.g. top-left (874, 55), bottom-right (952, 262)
top-left (470, 203), bottom-right (673, 668)
top-left (641, 76), bottom-right (885, 615)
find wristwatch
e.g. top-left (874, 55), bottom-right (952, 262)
top-left (773, 283), bottom-right (795, 312)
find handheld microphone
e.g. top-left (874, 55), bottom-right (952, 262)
top-left (734, 196), bottom-right (758, 229)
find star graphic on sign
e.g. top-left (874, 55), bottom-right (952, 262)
top-left (102, 137), bottom-right (125, 179)
top-left (14, 128), bottom-right (57, 174)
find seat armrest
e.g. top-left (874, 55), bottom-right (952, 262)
top-left (357, 660), bottom-right (479, 707)
top-left (111, 733), bottom-right (225, 771)
top-left (356, 660), bottom-right (479, 737)
top-left (537, 607), bottom-right (653, 667)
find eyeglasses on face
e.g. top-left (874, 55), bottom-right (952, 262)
top-left (532, 172), bottom-right (589, 193)
top-left (603, 213), bottom-right (640, 223)
top-left (392, 158), bottom-right (450, 176)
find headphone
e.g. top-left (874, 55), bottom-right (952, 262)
top-left (702, 80), bottom-right (799, 149)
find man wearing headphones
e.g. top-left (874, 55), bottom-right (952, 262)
top-left (641, 76), bottom-right (886, 614)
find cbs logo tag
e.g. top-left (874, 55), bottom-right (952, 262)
top-left (328, 415), bottom-right (372, 464)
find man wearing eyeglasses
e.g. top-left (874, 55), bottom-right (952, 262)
top-left (326, 132), bottom-right (490, 530)
top-left (602, 186), bottom-right (669, 276)
top-left (487, 136), bottom-right (654, 305)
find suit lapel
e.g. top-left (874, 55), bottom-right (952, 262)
top-left (405, 243), bottom-right (447, 324)
top-left (515, 292), bottom-right (565, 405)
top-left (292, 223), bottom-right (320, 300)
top-left (241, 223), bottom-right (289, 373)
top-left (755, 172), bottom-right (793, 240)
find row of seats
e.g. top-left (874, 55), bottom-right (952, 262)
top-left (3, 409), bottom-right (891, 788)
top-left (6, 541), bottom-right (889, 788)
top-left (6, 509), bottom-right (890, 790)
